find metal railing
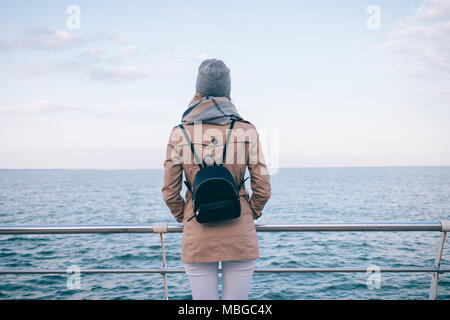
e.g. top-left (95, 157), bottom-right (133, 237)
top-left (0, 221), bottom-right (448, 299)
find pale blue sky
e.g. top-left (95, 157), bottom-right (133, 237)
top-left (0, 0), bottom-right (449, 169)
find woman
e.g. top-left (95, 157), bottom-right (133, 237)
top-left (162, 59), bottom-right (271, 300)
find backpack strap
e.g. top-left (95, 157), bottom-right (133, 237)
top-left (221, 120), bottom-right (235, 166)
top-left (179, 124), bottom-right (203, 170)
top-left (183, 174), bottom-right (192, 192)
top-left (238, 176), bottom-right (249, 190)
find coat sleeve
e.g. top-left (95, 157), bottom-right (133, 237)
top-left (247, 128), bottom-right (271, 220)
top-left (161, 127), bottom-right (185, 223)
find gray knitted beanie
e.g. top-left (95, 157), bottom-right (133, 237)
top-left (195, 59), bottom-right (231, 99)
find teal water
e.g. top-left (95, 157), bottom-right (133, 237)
top-left (0, 167), bottom-right (449, 299)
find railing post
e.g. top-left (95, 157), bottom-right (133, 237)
top-left (429, 221), bottom-right (449, 300)
top-left (153, 223), bottom-right (168, 300)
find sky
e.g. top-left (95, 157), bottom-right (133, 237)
top-left (0, 0), bottom-right (449, 170)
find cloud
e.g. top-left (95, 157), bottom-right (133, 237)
top-left (3, 27), bottom-right (206, 83)
top-left (0, 27), bottom-right (91, 51)
top-left (196, 53), bottom-right (211, 60)
top-left (16, 57), bottom-right (148, 83)
top-left (0, 100), bottom-right (84, 116)
top-left (415, 0), bottom-right (450, 20)
top-left (119, 45), bottom-right (138, 58)
top-left (15, 48), bottom-right (109, 75)
top-left (378, 0), bottom-right (450, 77)
top-left (87, 66), bottom-right (148, 83)
top-left (78, 48), bottom-right (105, 60)
top-left (0, 26), bottom-right (134, 54)
top-left (11, 34), bottom-right (148, 83)
top-left (146, 47), bottom-right (213, 76)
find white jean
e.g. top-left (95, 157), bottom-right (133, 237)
top-left (184, 259), bottom-right (256, 300)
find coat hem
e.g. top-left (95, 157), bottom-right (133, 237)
top-left (181, 253), bottom-right (260, 264)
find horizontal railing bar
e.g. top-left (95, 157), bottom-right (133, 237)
top-left (0, 225), bottom-right (174, 234)
top-left (255, 222), bottom-right (443, 232)
top-left (0, 222), bottom-right (444, 234)
top-left (0, 268), bottom-right (449, 274)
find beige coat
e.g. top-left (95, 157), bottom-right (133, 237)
top-left (162, 120), bottom-right (271, 263)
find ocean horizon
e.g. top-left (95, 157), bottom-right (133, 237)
top-left (2, 165), bottom-right (449, 170)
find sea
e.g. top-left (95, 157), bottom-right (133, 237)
top-left (0, 167), bottom-right (449, 300)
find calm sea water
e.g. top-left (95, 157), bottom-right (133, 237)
top-left (0, 167), bottom-right (449, 300)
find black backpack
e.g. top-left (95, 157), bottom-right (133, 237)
top-left (179, 120), bottom-right (248, 223)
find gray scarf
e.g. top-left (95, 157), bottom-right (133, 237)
top-left (181, 96), bottom-right (243, 125)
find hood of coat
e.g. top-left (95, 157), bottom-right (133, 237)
top-left (181, 94), bottom-right (243, 125)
